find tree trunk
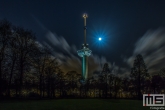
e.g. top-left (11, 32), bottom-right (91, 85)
top-left (42, 76), bottom-right (45, 97)
top-left (19, 61), bottom-right (24, 97)
top-left (99, 88), bottom-right (101, 98)
top-left (105, 75), bottom-right (107, 98)
top-left (39, 74), bottom-right (42, 98)
top-left (94, 88), bottom-right (96, 97)
top-left (7, 58), bottom-right (16, 97)
top-left (15, 79), bottom-right (19, 97)
top-left (138, 64), bottom-right (141, 100)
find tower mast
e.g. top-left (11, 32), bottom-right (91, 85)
top-left (83, 13), bottom-right (88, 45)
top-left (77, 13), bottom-right (92, 84)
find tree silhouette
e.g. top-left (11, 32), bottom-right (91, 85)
top-left (0, 20), bottom-right (12, 97)
top-left (65, 71), bottom-right (80, 96)
top-left (130, 54), bottom-right (149, 99)
top-left (113, 76), bottom-right (122, 98)
top-left (108, 73), bottom-right (115, 98)
top-left (159, 67), bottom-right (165, 91)
top-left (44, 57), bottom-right (59, 98)
top-left (101, 63), bottom-right (110, 98)
top-left (56, 69), bottom-right (65, 97)
top-left (159, 67), bottom-right (165, 77)
top-left (6, 33), bottom-right (19, 97)
top-left (151, 75), bottom-right (163, 94)
top-left (12, 27), bottom-right (36, 97)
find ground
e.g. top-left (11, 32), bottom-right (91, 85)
top-left (0, 99), bottom-right (150, 110)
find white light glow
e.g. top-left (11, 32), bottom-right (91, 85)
top-left (99, 38), bottom-right (102, 41)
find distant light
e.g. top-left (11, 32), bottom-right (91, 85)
top-left (83, 13), bottom-right (88, 18)
top-left (99, 38), bottom-right (102, 41)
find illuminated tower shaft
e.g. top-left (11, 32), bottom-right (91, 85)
top-left (82, 55), bottom-right (88, 80)
top-left (77, 13), bottom-right (92, 82)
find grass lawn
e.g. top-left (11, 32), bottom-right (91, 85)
top-left (0, 99), bottom-right (150, 110)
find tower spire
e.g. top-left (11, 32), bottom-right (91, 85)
top-left (83, 13), bottom-right (88, 45)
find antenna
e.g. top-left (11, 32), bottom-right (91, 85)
top-left (83, 13), bottom-right (88, 45)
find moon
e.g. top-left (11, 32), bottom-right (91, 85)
top-left (99, 37), bottom-right (102, 41)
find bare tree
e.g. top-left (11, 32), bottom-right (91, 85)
top-left (56, 69), bottom-right (65, 97)
top-left (30, 45), bottom-right (50, 98)
top-left (44, 56), bottom-right (59, 98)
top-left (0, 20), bottom-right (12, 97)
top-left (6, 34), bottom-right (19, 97)
top-left (65, 71), bottom-right (80, 96)
top-left (12, 27), bottom-right (36, 97)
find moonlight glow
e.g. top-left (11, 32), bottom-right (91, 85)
top-left (91, 26), bottom-right (110, 48)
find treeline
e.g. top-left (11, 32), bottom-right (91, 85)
top-left (0, 19), bottom-right (61, 99)
top-left (0, 20), bottom-right (165, 100)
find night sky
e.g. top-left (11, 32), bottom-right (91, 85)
top-left (1, 0), bottom-right (165, 76)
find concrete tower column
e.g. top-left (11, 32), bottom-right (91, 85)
top-left (77, 13), bottom-right (92, 84)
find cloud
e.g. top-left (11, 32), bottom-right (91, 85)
top-left (45, 31), bottom-right (131, 79)
top-left (125, 28), bottom-right (165, 75)
top-left (46, 31), bottom-right (71, 54)
top-left (44, 31), bottom-right (114, 76)
top-left (32, 16), bottom-right (124, 78)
